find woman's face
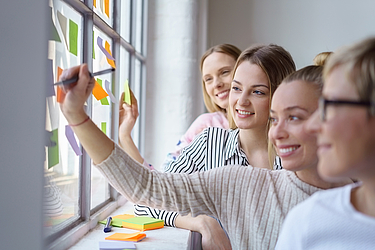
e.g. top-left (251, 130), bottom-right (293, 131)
top-left (306, 65), bottom-right (375, 181)
top-left (229, 62), bottom-right (270, 130)
top-left (202, 52), bottom-right (236, 109)
top-left (269, 81), bottom-right (319, 171)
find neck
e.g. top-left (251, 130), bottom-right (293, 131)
top-left (351, 175), bottom-right (375, 218)
top-left (238, 127), bottom-right (269, 169)
top-left (296, 166), bottom-right (352, 189)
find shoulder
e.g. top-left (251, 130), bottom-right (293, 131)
top-left (192, 112), bottom-right (229, 128)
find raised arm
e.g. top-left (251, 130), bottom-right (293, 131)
top-left (59, 64), bottom-right (114, 164)
top-left (118, 90), bottom-right (144, 164)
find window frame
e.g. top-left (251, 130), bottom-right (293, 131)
top-left (46, 0), bottom-right (147, 249)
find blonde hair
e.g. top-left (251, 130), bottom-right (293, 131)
top-left (324, 37), bottom-right (375, 115)
top-left (200, 44), bottom-right (242, 113)
top-left (313, 52), bottom-right (333, 66)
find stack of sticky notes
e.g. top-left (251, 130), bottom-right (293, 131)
top-left (100, 214), bottom-right (164, 231)
top-left (121, 216), bottom-right (164, 231)
top-left (105, 232), bottom-right (146, 242)
top-left (99, 240), bottom-right (136, 249)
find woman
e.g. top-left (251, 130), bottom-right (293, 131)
top-left (118, 44), bottom-right (241, 169)
top-left (58, 62), bottom-right (350, 249)
top-left (276, 37), bottom-right (375, 249)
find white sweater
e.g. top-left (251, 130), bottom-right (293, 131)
top-left (96, 144), bottom-right (321, 249)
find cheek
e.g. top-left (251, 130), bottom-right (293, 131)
top-left (205, 84), bottom-right (214, 97)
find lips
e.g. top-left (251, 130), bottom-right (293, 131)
top-left (216, 90), bottom-right (230, 99)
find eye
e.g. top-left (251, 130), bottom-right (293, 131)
top-left (253, 90), bottom-right (265, 95)
top-left (222, 70), bottom-right (230, 75)
top-left (204, 77), bottom-right (212, 83)
top-left (232, 86), bottom-right (241, 91)
top-left (269, 117), bottom-right (277, 125)
top-left (288, 115), bottom-right (299, 121)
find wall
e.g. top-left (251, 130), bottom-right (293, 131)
top-left (0, 1), bottom-right (47, 249)
top-left (144, 0), bottom-right (207, 168)
top-left (208, 0), bottom-right (375, 68)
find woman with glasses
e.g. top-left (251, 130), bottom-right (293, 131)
top-left (276, 37), bottom-right (375, 249)
top-left (58, 61), bottom-right (352, 249)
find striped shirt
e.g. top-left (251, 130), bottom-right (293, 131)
top-left (134, 127), bottom-right (282, 226)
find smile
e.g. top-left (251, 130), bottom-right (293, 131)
top-left (279, 146), bottom-right (299, 154)
top-left (216, 90), bottom-right (229, 99)
top-left (237, 110), bottom-right (254, 115)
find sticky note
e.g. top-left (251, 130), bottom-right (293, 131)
top-left (57, 11), bottom-right (67, 48)
top-left (65, 125), bottom-right (82, 156)
top-left (104, 41), bottom-right (116, 68)
top-left (104, 0), bottom-right (110, 17)
top-left (92, 79), bottom-right (109, 100)
top-left (69, 19), bottom-right (78, 56)
top-left (105, 232), bottom-right (146, 242)
top-left (99, 214), bottom-right (135, 228)
top-left (97, 36), bottom-right (115, 60)
top-left (124, 80), bottom-right (131, 105)
top-left (98, 240), bottom-right (135, 249)
top-left (104, 80), bottom-right (116, 103)
top-left (101, 122), bottom-right (107, 134)
top-left (56, 67), bottom-right (66, 103)
top-left (50, 7), bottom-right (61, 42)
top-left (48, 129), bottom-right (59, 169)
top-left (121, 216), bottom-right (164, 231)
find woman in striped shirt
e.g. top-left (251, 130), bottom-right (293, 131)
top-left (118, 44), bottom-right (241, 170)
top-left (58, 63), bottom-right (351, 249)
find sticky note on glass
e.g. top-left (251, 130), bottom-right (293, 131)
top-left (105, 232), bottom-right (146, 242)
top-left (92, 79), bottom-right (109, 100)
top-left (124, 80), bottom-right (131, 105)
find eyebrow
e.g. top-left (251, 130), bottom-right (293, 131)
top-left (270, 106), bottom-right (309, 114)
top-left (232, 79), bottom-right (269, 88)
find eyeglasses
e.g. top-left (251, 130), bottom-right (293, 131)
top-left (319, 97), bottom-right (374, 121)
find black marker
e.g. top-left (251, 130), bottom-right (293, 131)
top-left (103, 216), bottom-right (112, 233)
top-left (54, 68), bottom-right (115, 86)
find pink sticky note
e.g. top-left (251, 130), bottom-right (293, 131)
top-left (97, 36), bottom-right (115, 60)
top-left (65, 125), bottom-right (82, 156)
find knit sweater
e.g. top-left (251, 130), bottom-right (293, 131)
top-left (96, 144), bottom-right (321, 250)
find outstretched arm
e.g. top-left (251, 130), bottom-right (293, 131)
top-left (59, 64), bottom-right (114, 164)
top-left (118, 90), bottom-right (144, 164)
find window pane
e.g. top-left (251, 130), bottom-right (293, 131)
top-left (134, 0), bottom-right (144, 52)
top-left (93, 0), bottom-right (113, 27)
top-left (131, 59), bottom-right (143, 147)
top-left (120, 0), bottom-right (131, 42)
top-left (91, 27), bottom-right (113, 209)
top-left (45, 0), bottom-right (82, 237)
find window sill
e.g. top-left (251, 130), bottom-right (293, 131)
top-left (67, 200), bottom-right (191, 250)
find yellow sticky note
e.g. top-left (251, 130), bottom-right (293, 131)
top-left (124, 80), bottom-right (131, 105)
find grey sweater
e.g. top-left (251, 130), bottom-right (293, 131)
top-left (96, 144), bottom-right (321, 249)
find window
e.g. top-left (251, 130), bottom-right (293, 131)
top-left (45, 0), bottom-right (147, 248)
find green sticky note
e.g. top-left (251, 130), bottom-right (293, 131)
top-left (69, 19), bottom-right (78, 56)
top-left (93, 31), bottom-right (95, 59)
top-left (124, 80), bottom-right (131, 105)
top-left (99, 218), bottom-right (126, 227)
top-left (48, 129), bottom-right (59, 169)
top-left (101, 122), bottom-right (107, 134)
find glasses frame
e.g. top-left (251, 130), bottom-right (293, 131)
top-left (319, 97), bottom-right (373, 121)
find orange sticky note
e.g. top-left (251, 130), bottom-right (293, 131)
top-left (112, 214), bottom-right (135, 220)
top-left (105, 232), bottom-right (146, 242)
top-left (105, 41), bottom-right (116, 68)
top-left (56, 67), bottom-right (66, 103)
top-left (104, 0), bottom-right (109, 17)
top-left (92, 80), bottom-right (109, 100)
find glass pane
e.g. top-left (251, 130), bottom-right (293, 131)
top-left (45, 0), bottom-right (82, 237)
top-left (93, 0), bottom-right (113, 27)
top-left (91, 27), bottom-right (114, 209)
top-left (134, 0), bottom-right (143, 52)
top-left (120, 0), bottom-right (131, 42)
top-left (131, 59), bottom-right (142, 147)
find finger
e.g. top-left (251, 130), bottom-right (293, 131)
top-left (75, 64), bottom-right (93, 93)
top-left (59, 65), bottom-right (81, 81)
top-left (119, 92), bottom-right (125, 110)
top-left (129, 89), bottom-right (138, 106)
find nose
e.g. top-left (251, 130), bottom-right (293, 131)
top-left (269, 120), bottom-right (289, 141)
top-left (238, 92), bottom-right (250, 106)
top-left (305, 110), bottom-right (321, 135)
top-left (213, 77), bottom-right (224, 88)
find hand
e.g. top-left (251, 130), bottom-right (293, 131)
top-left (119, 90), bottom-right (139, 140)
top-left (198, 216), bottom-right (232, 250)
top-left (59, 64), bottom-right (95, 124)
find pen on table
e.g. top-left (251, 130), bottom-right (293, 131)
top-left (104, 216), bottom-right (112, 233)
top-left (54, 68), bottom-right (115, 86)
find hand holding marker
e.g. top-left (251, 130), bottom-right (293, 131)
top-left (54, 68), bottom-right (115, 86)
